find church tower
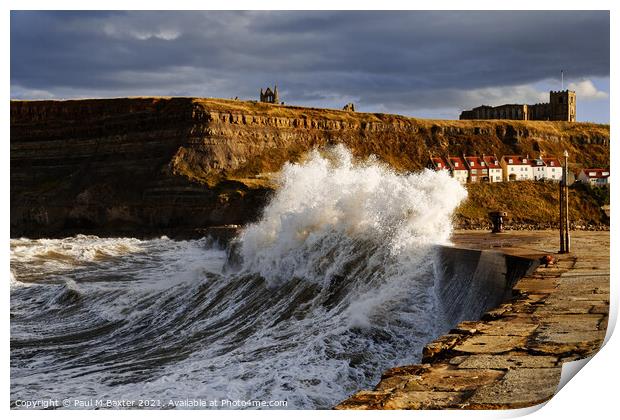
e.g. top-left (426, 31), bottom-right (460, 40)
top-left (549, 90), bottom-right (576, 122)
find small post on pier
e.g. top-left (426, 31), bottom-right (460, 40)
top-left (559, 174), bottom-right (565, 253)
top-left (490, 211), bottom-right (507, 233)
top-left (563, 150), bottom-right (570, 253)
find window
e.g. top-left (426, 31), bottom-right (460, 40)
top-left (523, 159), bottom-right (527, 164)
top-left (550, 161), bottom-right (554, 166)
top-left (508, 159), bottom-right (513, 164)
top-left (437, 163), bottom-right (442, 168)
top-left (589, 172), bottom-right (596, 176)
top-left (470, 161), bottom-right (475, 166)
top-left (494, 160), bottom-right (498, 165)
top-left (454, 162), bottom-right (459, 167)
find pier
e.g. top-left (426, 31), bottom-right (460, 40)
top-left (336, 230), bottom-right (609, 409)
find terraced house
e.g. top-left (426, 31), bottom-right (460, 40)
top-left (530, 156), bottom-right (547, 181)
top-left (482, 155), bottom-right (503, 182)
top-left (500, 155), bottom-right (533, 181)
top-left (429, 154), bottom-right (562, 184)
top-left (447, 156), bottom-right (469, 184)
top-left (463, 156), bottom-right (488, 183)
top-left (428, 156), bottom-right (450, 172)
top-left (542, 157), bottom-right (563, 181)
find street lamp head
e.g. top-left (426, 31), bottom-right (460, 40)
top-left (563, 150), bottom-right (569, 158)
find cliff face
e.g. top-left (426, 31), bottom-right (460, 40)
top-left (10, 97), bottom-right (610, 238)
top-left (177, 98), bottom-right (609, 184)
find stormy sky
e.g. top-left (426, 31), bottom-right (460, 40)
top-left (10, 10), bottom-right (610, 122)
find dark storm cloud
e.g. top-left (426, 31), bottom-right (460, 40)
top-left (10, 10), bottom-right (609, 117)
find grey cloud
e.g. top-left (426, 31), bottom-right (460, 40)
top-left (10, 11), bottom-right (609, 120)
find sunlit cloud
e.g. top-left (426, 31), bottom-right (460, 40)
top-left (567, 79), bottom-right (608, 101)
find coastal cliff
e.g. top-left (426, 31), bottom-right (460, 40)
top-left (10, 97), bottom-right (610, 238)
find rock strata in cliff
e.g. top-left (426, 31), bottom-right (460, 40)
top-left (11, 97), bottom-right (610, 238)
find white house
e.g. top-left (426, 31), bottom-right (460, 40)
top-left (500, 155), bottom-right (533, 181)
top-left (578, 168), bottom-right (610, 187)
top-left (447, 156), bottom-right (469, 184)
top-left (482, 155), bottom-right (503, 182)
top-left (530, 156), bottom-right (547, 181)
top-left (542, 157), bottom-right (563, 181)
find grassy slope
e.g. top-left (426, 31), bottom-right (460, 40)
top-left (457, 181), bottom-right (609, 227)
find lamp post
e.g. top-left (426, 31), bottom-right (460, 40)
top-left (563, 150), bottom-right (570, 253)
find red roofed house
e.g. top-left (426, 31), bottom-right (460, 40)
top-left (482, 155), bottom-right (503, 183)
top-left (447, 156), bottom-right (469, 184)
top-left (463, 155), bottom-right (488, 183)
top-left (578, 168), bottom-right (610, 187)
top-left (500, 155), bottom-right (533, 181)
top-left (428, 156), bottom-right (450, 172)
top-left (542, 157), bottom-right (563, 181)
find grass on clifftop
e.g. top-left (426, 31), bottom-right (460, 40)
top-left (191, 98), bottom-right (609, 135)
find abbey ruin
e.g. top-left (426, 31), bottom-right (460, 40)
top-left (259, 85), bottom-right (280, 104)
top-left (460, 90), bottom-right (576, 122)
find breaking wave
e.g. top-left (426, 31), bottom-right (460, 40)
top-left (11, 146), bottom-right (467, 409)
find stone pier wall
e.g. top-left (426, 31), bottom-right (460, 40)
top-left (433, 247), bottom-right (536, 333)
top-left (336, 231), bottom-right (609, 410)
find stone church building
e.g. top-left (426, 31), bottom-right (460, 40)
top-left (459, 90), bottom-right (576, 122)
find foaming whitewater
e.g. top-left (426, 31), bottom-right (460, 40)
top-left (239, 146), bottom-right (465, 286)
top-left (11, 146), bottom-right (468, 409)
